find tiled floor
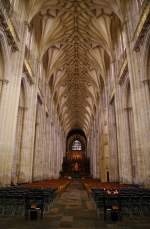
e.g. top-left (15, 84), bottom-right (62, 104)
top-left (0, 180), bottom-right (150, 229)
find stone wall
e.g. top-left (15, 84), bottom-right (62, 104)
top-left (0, 0), bottom-right (149, 186)
top-left (0, 0), bottom-right (65, 186)
top-left (87, 0), bottom-right (150, 185)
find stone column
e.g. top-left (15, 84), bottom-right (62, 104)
top-left (49, 118), bottom-right (53, 179)
top-left (32, 100), bottom-right (44, 181)
top-left (17, 76), bottom-right (38, 183)
top-left (108, 98), bottom-right (119, 182)
top-left (115, 84), bottom-right (133, 183)
top-left (123, 19), bottom-right (150, 184)
top-left (0, 23), bottom-right (27, 186)
top-left (96, 111), bottom-right (100, 179)
top-left (51, 103), bottom-right (55, 178)
top-left (93, 118), bottom-right (97, 178)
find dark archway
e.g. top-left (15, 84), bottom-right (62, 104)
top-left (66, 129), bottom-right (87, 152)
top-left (61, 129), bottom-right (90, 177)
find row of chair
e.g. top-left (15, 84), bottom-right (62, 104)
top-left (91, 187), bottom-right (150, 220)
top-left (81, 178), bottom-right (128, 196)
top-left (23, 178), bottom-right (71, 193)
top-left (0, 186), bottom-right (57, 217)
top-left (0, 178), bottom-right (72, 217)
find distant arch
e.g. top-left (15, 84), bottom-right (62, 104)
top-left (66, 129), bottom-right (87, 152)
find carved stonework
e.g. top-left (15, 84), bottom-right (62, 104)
top-left (0, 1), bottom-right (19, 51)
top-left (118, 58), bottom-right (128, 85)
top-left (133, 3), bottom-right (150, 51)
top-left (1, 0), bottom-right (13, 15)
top-left (23, 58), bottom-right (34, 85)
top-left (109, 87), bottom-right (115, 104)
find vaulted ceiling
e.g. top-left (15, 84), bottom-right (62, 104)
top-left (24, 0), bottom-right (125, 135)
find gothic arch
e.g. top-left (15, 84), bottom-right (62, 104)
top-left (66, 129), bottom-right (87, 152)
top-left (0, 30), bottom-right (10, 78)
top-left (142, 30), bottom-right (150, 104)
top-left (0, 31), bottom-right (10, 102)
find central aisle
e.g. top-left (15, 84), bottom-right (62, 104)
top-left (48, 180), bottom-right (98, 228)
top-left (0, 180), bottom-right (150, 228)
top-left (48, 180), bottom-right (150, 229)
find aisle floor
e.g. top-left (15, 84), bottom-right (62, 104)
top-left (0, 180), bottom-right (150, 229)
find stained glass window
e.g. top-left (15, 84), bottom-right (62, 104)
top-left (72, 140), bottom-right (82, 151)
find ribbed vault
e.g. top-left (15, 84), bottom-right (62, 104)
top-left (24, 0), bottom-right (124, 135)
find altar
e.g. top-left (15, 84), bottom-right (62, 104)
top-left (61, 151), bottom-right (90, 178)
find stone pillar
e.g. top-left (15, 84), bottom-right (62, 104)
top-left (49, 119), bottom-right (53, 179)
top-left (0, 23), bottom-right (27, 186)
top-left (51, 103), bottom-right (55, 178)
top-left (32, 99), bottom-right (43, 181)
top-left (123, 20), bottom-right (150, 184)
top-left (17, 75), bottom-right (38, 183)
top-left (96, 111), bottom-right (100, 179)
top-left (108, 97), bottom-right (119, 182)
top-left (93, 118), bottom-right (97, 178)
top-left (115, 84), bottom-right (133, 183)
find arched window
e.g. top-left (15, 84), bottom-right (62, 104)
top-left (72, 140), bottom-right (82, 151)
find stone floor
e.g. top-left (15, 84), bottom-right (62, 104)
top-left (0, 180), bottom-right (150, 229)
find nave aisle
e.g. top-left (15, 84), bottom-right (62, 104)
top-left (0, 180), bottom-right (150, 229)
